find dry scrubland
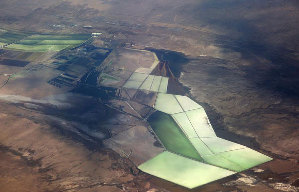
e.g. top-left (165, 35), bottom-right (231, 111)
top-left (0, 102), bottom-right (143, 192)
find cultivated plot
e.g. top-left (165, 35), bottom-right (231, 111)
top-left (139, 151), bottom-right (235, 189)
top-left (0, 30), bottom-right (28, 45)
top-left (5, 34), bottom-right (90, 52)
top-left (98, 48), bottom-right (160, 88)
top-left (148, 111), bottom-right (203, 161)
top-left (98, 48), bottom-right (272, 189)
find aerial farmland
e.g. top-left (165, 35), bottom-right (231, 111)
top-left (0, 1), bottom-right (298, 192)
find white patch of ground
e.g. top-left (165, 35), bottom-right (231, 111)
top-left (270, 183), bottom-right (298, 192)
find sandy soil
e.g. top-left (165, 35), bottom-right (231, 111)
top-left (0, 147), bottom-right (51, 192)
top-left (0, 102), bottom-right (155, 192)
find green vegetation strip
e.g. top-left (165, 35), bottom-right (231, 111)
top-left (17, 40), bottom-right (41, 45)
top-left (0, 31), bottom-right (28, 43)
top-left (17, 39), bottom-right (84, 45)
top-left (138, 151), bottom-right (235, 189)
top-left (148, 111), bottom-right (202, 161)
top-left (26, 34), bottom-right (90, 40)
top-left (5, 44), bottom-right (71, 52)
top-left (38, 40), bottom-right (85, 45)
top-left (5, 34), bottom-right (90, 52)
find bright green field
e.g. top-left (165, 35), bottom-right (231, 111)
top-left (202, 147), bottom-right (272, 172)
top-left (17, 40), bottom-right (41, 45)
top-left (148, 111), bottom-right (203, 161)
top-left (154, 93), bottom-right (183, 114)
top-left (138, 151), bottom-right (235, 189)
top-left (17, 39), bottom-right (84, 45)
top-left (26, 34), bottom-right (90, 40)
top-left (6, 44), bottom-right (71, 52)
top-left (38, 40), bottom-right (84, 45)
top-left (5, 34), bottom-right (90, 52)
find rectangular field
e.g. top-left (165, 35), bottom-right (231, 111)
top-left (138, 151), bottom-right (235, 189)
top-left (0, 50), bottom-right (45, 62)
top-left (6, 44), bottom-right (71, 52)
top-left (0, 59), bottom-right (29, 67)
top-left (0, 31), bottom-right (28, 44)
top-left (148, 111), bottom-right (203, 161)
top-left (26, 34), bottom-right (90, 40)
top-left (5, 34), bottom-right (90, 52)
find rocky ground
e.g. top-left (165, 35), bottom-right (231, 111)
top-left (0, 101), bottom-right (156, 192)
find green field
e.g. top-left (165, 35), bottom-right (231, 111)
top-left (99, 73), bottom-right (120, 85)
top-left (18, 39), bottom-right (85, 45)
top-left (5, 34), bottom-right (90, 52)
top-left (148, 111), bottom-right (203, 161)
top-left (138, 151), bottom-right (235, 189)
top-left (38, 40), bottom-right (84, 45)
top-left (26, 34), bottom-right (90, 40)
top-left (17, 40), bottom-right (41, 45)
top-left (202, 148), bottom-right (272, 172)
top-left (6, 44), bottom-right (71, 52)
top-left (154, 93), bottom-right (183, 114)
top-left (0, 30), bottom-right (28, 44)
